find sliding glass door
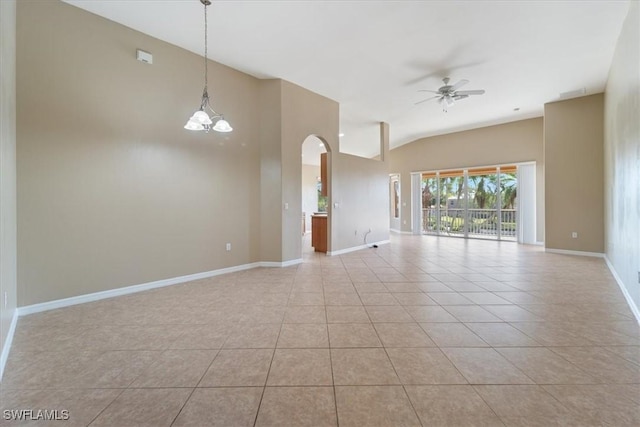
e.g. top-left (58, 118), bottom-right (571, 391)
top-left (420, 165), bottom-right (518, 241)
top-left (422, 173), bottom-right (439, 234)
top-left (466, 167), bottom-right (499, 239)
top-left (499, 166), bottom-right (518, 241)
top-left (439, 170), bottom-right (466, 237)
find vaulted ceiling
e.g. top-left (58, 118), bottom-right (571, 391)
top-left (64, 0), bottom-right (629, 159)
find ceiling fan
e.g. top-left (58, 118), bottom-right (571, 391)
top-left (416, 77), bottom-right (485, 112)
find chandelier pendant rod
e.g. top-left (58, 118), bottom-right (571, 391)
top-left (203, 0), bottom-right (208, 98)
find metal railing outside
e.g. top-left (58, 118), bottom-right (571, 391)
top-left (423, 207), bottom-right (516, 240)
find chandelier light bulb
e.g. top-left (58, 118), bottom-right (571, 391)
top-left (191, 110), bottom-right (213, 125)
top-left (184, 120), bottom-right (204, 131)
top-left (212, 118), bottom-right (233, 132)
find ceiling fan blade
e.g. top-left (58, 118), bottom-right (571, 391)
top-left (414, 96), bottom-right (438, 105)
top-left (450, 79), bottom-right (469, 91)
top-left (417, 89), bottom-right (439, 93)
top-left (455, 89), bottom-right (485, 96)
top-left (452, 94), bottom-right (469, 101)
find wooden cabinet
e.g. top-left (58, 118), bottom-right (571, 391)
top-left (320, 152), bottom-right (327, 197)
top-left (311, 214), bottom-right (327, 253)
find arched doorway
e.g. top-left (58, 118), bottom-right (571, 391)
top-left (301, 135), bottom-right (331, 255)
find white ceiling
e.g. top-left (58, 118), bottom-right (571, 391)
top-left (64, 0), bottom-right (629, 159)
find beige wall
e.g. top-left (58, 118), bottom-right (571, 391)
top-left (16, 0), bottom-right (390, 306)
top-left (330, 122), bottom-right (390, 251)
top-left (257, 79), bottom-right (388, 261)
top-left (389, 118), bottom-right (544, 242)
top-left (258, 79), bottom-right (283, 263)
top-left (604, 1), bottom-right (639, 312)
top-left (17, 0), bottom-right (261, 305)
top-left (544, 94), bottom-right (604, 253)
top-left (1, 0), bottom-right (17, 371)
top-left (272, 80), bottom-right (389, 258)
top-left (280, 80), bottom-right (340, 261)
top-left (332, 152), bottom-right (390, 250)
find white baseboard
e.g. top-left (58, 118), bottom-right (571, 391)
top-left (544, 248), bottom-right (605, 258)
top-left (605, 256), bottom-right (640, 324)
top-left (260, 259), bottom-right (303, 268)
top-left (0, 310), bottom-right (18, 382)
top-left (328, 240), bottom-right (390, 256)
top-left (18, 262), bottom-right (266, 316)
top-left (535, 241), bottom-right (545, 246)
top-left (17, 259), bottom-right (307, 317)
top-left (390, 229), bottom-right (412, 235)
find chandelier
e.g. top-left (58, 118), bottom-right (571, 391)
top-left (184, 0), bottom-right (232, 133)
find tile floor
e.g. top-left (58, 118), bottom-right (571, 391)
top-left (2, 235), bottom-right (639, 426)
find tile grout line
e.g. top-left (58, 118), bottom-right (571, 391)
top-left (468, 384), bottom-right (508, 426)
top-left (168, 386), bottom-right (198, 427)
top-left (364, 296), bottom-right (424, 425)
top-left (251, 271), bottom-right (294, 427)
top-left (85, 387), bottom-right (128, 426)
top-left (331, 253), bottom-right (352, 427)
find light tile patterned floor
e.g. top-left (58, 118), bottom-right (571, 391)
top-left (2, 235), bottom-right (639, 426)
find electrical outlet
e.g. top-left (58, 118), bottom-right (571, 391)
top-left (571, 232), bottom-right (578, 238)
top-left (226, 243), bottom-right (231, 251)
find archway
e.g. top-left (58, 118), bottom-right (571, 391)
top-left (301, 135), bottom-right (331, 255)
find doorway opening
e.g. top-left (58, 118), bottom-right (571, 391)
top-left (389, 174), bottom-right (401, 231)
top-left (301, 135), bottom-right (330, 254)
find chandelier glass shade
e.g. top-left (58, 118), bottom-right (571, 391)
top-left (184, 0), bottom-right (232, 133)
